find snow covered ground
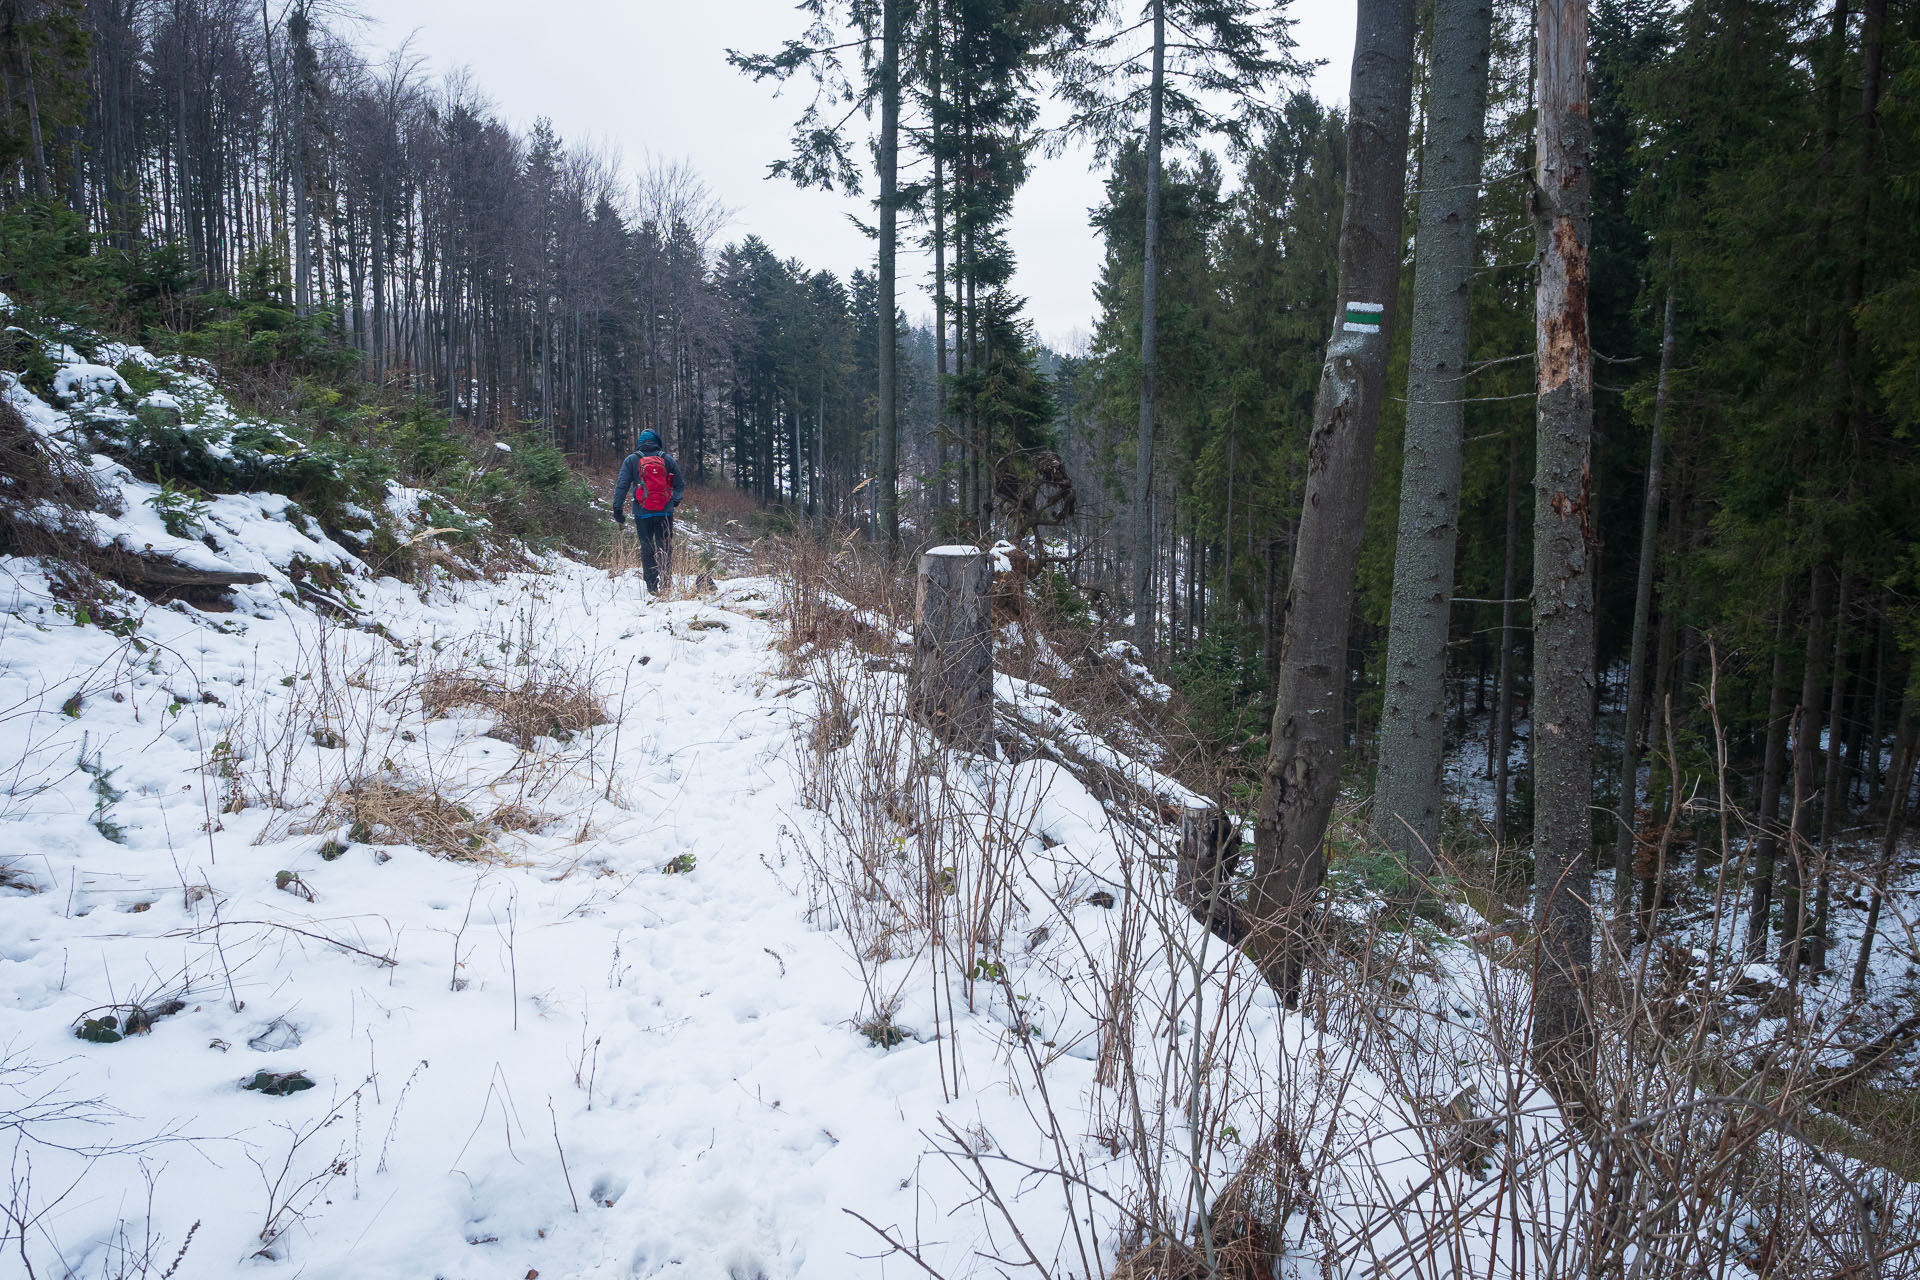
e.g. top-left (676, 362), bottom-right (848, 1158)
top-left (2, 339), bottom-right (1267, 1277)
top-left (6, 327), bottom-right (1917, 1278)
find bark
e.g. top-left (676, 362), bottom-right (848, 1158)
top-left (876, 0), bottom-right (902, 553)
top-left (1614, 290), bottom-right (1675, 925)
top-left (912, 548), bottom-right (993, 750)
top-left (931, 0), bottom-right (950, 512)
top-left (1371, 0), bottom-right (1495, 876)
top-left (1528, 0), bottom-right (1596, 1098)
top-left (1746, 580), bottom-right (1793, 961)
top-left (1868, 614), bottom-right (1890, 810)
top-left (1130, 0), bottom-right (1166, 653)
top-left (1176, 807), bottom-right (1248, 946)
top-left (1813, 573), bottom-right (1853, 971)
top-left (1250, 0), bottom-right (1418, 1004)
top-left (1493, 432), bottom-right (1520, 847)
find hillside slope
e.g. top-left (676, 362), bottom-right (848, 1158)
top-left (0, 319), bottom-right (1246, 1278)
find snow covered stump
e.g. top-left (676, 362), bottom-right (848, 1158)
top-left (912, 545), bottom-right (993, 750)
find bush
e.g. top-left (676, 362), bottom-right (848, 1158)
top-left (1169, 627), bottom-right (1271, 752)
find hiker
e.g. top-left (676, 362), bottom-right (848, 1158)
top-left (612, 429), bottom-right (684, 593)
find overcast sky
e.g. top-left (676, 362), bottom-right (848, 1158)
top-left (367, 1), bottom-right (1356, 350)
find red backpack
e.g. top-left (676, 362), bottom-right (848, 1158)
top-left (635, 455), bottom-right (672, 514)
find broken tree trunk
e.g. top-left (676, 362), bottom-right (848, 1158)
top-left (1175, 806), bottom-right (1248, 947)
top-left (912, 546), bottom-right (994, 751)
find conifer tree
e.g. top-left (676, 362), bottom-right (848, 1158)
top-left (1049, 0), bottom-right (1299, 652)
top-left (1371, 0), bottom-right (1495, 876)
top-left (1529, 0), bottom-right (1597, 1096)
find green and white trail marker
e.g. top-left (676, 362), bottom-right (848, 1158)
top-left (1343, 301), bottom-right (1384, 334)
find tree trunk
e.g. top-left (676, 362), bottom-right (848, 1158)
top-left (1852, 691), bottom-right (1914, 1000)
top-left (1783, 559), bottom-right (1835, 975)
top-left (1615, 289), bottom-right (1676, 927)
top-left (1493, 432), bottom-right (1521, 848)
top-left (876, 0), bottom-right (902, 553)
top-left (1130, 0), bottom-right (1166, 654)
top-left (1868, 612), bottom-right (1890, 811)
top-left (1250, 0), bottom-right (1418, 1005)
top-left (1528, 0), bottom-right (1596, 1099)
top-left (912, 547), bottom-right (993, 751)
top-left (1372, 0), bottom-right (1495, 876)
top-left (931, 0), bottom-right (950, 513)
top-left (1813, 573), bottom-right (1853, 971)
top-left (1747, 579), bottom-right (1794, 960)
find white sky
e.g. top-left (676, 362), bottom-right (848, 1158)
top-left (367, 1), bottom-right (1356, 350)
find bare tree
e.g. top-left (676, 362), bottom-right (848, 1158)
top-left (1528, 0), bottom-right (1596, 1100)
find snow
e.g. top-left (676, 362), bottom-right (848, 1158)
top-left (923, 544), bottom-right (980, 557)
top-left (11, 356), bottom-right (1283, 1278)
top-left (6, 340), bottom-right (1915, 1276)
top-left (52, 362), bottom-right (132, 403)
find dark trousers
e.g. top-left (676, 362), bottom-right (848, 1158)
top-left (636, 515), bottom-right (671, 592)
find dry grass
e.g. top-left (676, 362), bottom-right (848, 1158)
top-left (767, 533), bottom-right (1920, 1279)
top-left (298, 774), bottom-right (544, 861)
top-left (418, 668), bottom-right (608, 750)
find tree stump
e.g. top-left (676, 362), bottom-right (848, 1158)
top-left (1175, 806), bottom-right (1248, 945)
top-left (912, 545), bottom-right (993, 750)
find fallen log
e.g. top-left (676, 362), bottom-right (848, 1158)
top-left (100, 552), bottom-right (267, 610)
top-left (110, 556), bottom-right (266, 589)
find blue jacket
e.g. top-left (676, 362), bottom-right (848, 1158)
top-left (614, 431), bottom-right (684, 521)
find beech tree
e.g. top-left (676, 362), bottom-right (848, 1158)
top-left (1248, 0), bottom-right (1417, 1001)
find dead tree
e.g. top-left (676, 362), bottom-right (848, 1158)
top-left (911, 546), bottom-right (994, 751)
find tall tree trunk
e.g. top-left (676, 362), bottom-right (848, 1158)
top-left (931, 0), bottom-right (950, 513)
top-left (1529, 0), bottom-right (1596, 1098)
top-left (1372, 0), bottom-right (1495, 875)
top-left (1813, 572), bottom-right (1852, 971)
top-left (1493, 432), bottom-right (1521, 847)
top-left (1615, 289), bottom-right (1676, 928)
top-left (16, 29), bottom-right (53, 199)
top-left (1747, 579), bottom-right (1794, 960)
top-left (1249, 0), bottom-right (1418, 1004)
top-left (1854, 691), bottom-right (1916, 1000)
top-left (876, 0), bottom-right (901, 552)
top-left (1783, 559), bottom-right (1835, 974)
top-left (1868, 612), bottom-right (1890, 811)
top-left (1130, 0), bottom-right (1166, 654)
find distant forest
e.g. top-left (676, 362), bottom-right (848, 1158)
top-left (0, 0), bottom-right (972, 523)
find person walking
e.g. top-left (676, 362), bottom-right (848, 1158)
top-left (612, 429), bottom-right (684, 594)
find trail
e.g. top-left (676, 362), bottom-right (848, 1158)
top-left (0, 557), bottom-right (976, 1279)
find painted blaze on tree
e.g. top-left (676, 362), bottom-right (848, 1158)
top-left (1342, 301), bottom-right (1385, 333)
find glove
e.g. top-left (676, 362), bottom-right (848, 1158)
top-left (612, 508), bottom-right (625, 526)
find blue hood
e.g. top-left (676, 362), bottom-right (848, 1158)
top-left (637, 430), bottom-right (663, 454)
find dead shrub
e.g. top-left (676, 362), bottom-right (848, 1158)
top-left (418, 668), bottom-right (608, 750)
top-left (299, 775), bottom-right (543, 861)
top-left (0, 393), bottom-right (119, 560)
